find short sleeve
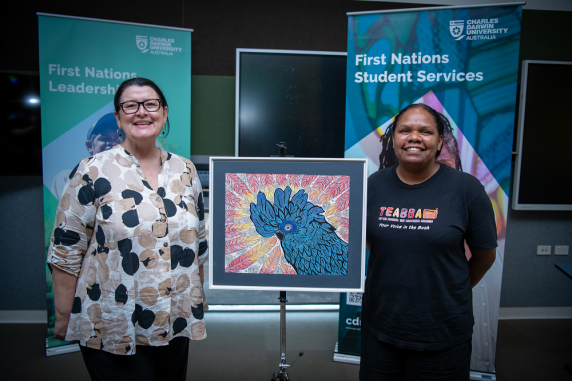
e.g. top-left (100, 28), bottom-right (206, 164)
top-left (47, 159), bottom-right (98, 276)
top-left (465, 188), bottom-right (498, 252)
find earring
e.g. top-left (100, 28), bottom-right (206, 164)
top-left (161, 125), bottom-right (166, 146)
top-left (116, 129), bottom-right (122, 142)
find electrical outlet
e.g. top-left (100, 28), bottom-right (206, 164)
top-left (537, 245), bottom-right (551, 255)
top-left (555, 246), bottom-right (569, 255)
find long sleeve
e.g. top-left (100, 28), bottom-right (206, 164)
top-left (48, 159), bottom-right (98, 277)
top-left (51, 146), bottom-right (209, 353)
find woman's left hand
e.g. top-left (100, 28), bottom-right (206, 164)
top-left (469, 248), bottom-right (497, 288)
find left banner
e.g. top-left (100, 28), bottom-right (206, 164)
top-left (38, 13), bottom-right (192, 354)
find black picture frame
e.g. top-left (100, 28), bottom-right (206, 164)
top-left (208, 157), bottom-right (367, 292)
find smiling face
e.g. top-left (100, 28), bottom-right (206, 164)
top-left (392, 107), bottom-right (443, 169)
top-left (114, 85), bottom-right (168, 146)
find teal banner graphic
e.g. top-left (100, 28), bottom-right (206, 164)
top-left (38, 13), bottom-right (192, 352)
top-left (340, 4), bottom-right (522, 374)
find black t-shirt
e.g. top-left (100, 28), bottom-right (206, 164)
top-left (363, 164), bottom-right (497, 350)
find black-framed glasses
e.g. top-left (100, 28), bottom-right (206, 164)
top-left (120, 99), bottom-right (162, 114)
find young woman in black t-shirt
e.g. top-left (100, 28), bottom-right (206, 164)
top-left (361, 104), bottom-right (497, 381)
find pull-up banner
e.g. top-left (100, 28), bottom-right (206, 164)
top-left (38, 13), bottom-right (192, 355)
top-left (339, 3), bottom-right (522, 375)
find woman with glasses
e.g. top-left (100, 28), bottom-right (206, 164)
top-left (48, 77), bottom-right (208, 381)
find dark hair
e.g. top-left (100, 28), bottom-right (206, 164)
top-left (379, 103), bottom-right (462, 170)
top-left (114, 77), bottom-right (170, 137)
top-left (378, 128), bottom-right (398, 170)
top-left (441, 124), bottom-right (462, 171)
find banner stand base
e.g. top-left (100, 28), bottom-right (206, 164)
top-left (46, 341), bottom-right (80, 357)
top-left (332, 342), bottom-right (360, 365)
top-left (469, 371), bottom-right (496, 380)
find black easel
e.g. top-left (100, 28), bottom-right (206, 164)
top-left (271, 143), bottom-right (303, 381)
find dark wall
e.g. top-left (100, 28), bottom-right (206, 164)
top-left (502, 203), bottom-right (572, 307)
top-left (1, 3), bottom-right (571, 310)
top-left (1, 0), bottom-right (424, 310)
top-left (0, 176), bottom-right (46, 310)
top-left (191, 75), bottom-right (235, 156)
top-left (500, 9), bottom-right (572, 308)
top-left (188, 1), bottom-right (424, 76)
top-left (518, 9), bottom-right (572, 63)
top-left (4, 0), bottom-right (420, 75)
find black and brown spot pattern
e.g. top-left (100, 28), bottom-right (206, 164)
top-left (47, 145), bottom-right (209, 355)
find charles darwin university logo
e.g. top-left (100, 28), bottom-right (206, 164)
top-left (450, 20), bottom-right (465, 40)
top-left (136, 35), bottom-right (149, 53)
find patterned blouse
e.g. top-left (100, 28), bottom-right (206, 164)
top-left (48, 145), bottom-right (208, 355)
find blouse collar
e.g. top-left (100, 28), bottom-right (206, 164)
top-left (115, 144), bottom-right (168, 167)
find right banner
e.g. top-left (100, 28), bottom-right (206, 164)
top-left (341, 3), bottom-right (522, 374)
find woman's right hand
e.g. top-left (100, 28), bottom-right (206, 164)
top-left (51, 266), bottom-right (79, 341)
top-left (54, 317), bottom-right (69, 341)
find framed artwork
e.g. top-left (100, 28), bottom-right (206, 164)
top-left (208, 157), bottom-right (367, 292)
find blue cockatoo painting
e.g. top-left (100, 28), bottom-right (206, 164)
top-left (224, 173), bottom-right (350, 275)
top-left (250, 186), bottom-right (348, 275)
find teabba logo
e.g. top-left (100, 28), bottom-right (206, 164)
top-left (423, 209), bottom-right (438, 219)
top-left (379, 207), bottom-right (438, 219)
top-left (346, 317), bottom-right (361, 327)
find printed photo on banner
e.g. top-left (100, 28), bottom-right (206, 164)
top-left (48, 108), bottom-right (122, 199)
